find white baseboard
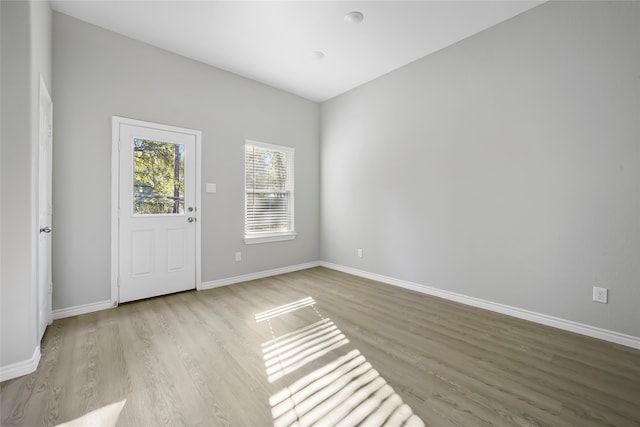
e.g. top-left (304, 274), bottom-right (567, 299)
top-left (0, 345), bottom-right (41, 382)
top-left (45, 261), bottom-right (640, 350)
top-left (320, 262), bottom-right (640, 350)
top-left (51, 262), bottom-right (324, 319)
top-left (52, 300), bottom-right (115, 320)
top-left (199, 261), bottom-right (322, 290)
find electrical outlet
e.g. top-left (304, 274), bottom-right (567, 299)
top-left (593, 286), bottom-right (608, 304)
top-left (235, 252), bottom-right (242, 262)
top-left (357, 248), bottom-right (363, 258)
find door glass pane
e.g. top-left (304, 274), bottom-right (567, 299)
top-left (133, 138), bottom-right (185, 215)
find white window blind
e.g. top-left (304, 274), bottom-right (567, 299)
top-left (245, 141), bottom-right (295, 243)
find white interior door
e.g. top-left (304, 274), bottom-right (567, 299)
top-left (117, 121), bottom-right (198, 303)
top-left (37, 75), bottom-right (53, 340)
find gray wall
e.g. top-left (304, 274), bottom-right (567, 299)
top-left (321, 1), bottom-right (640, 337)
top-left (52, 13), bottom-right (320, 310)
top-left (1, 0), bottom-right (52, 368)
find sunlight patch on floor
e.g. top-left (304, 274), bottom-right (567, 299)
top-left (264, 318), bottom-right (349, 383)
top-left (255, 297), bottom-right (316, 323)
top-left (55, 399), bottom-right (126, 427)
top-left (258, 297), bottom-right (423, 426)
top-left (262, 319), bottom-right (334, 353)
top-left (270, 349), bottom-right (423, 427)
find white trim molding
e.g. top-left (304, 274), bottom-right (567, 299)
top-left (52, 300), bottom-right (115, 320)
top-left (320, 262), bottom-right (640, 350)
top-left (42, 261), bottom-right (640, 352)
top-left (200, 261), bottom-right (321, 290)
top-left (244, 232), bottom-right (296, 245)
top-left (0, 346), bottom-right (41, 382)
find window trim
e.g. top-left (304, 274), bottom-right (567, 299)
top-left (244, 139), bottom-right (296, 245)
top-left (244, 231), bottom-right (296, 245)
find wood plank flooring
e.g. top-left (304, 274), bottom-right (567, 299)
top-left (2, 267), bottom-right (639, 426)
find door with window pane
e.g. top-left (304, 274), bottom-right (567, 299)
top-left (118, 122), bottom-right (197, 302)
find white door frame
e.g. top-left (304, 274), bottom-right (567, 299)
top-left (37, 74), bottom-right (53, 337)
top-left (111, 116), bottom-right (202, 305)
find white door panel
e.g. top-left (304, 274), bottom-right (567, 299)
top-left (131, 229), bottom-right (153, 276)
top-left (167, 228), bottom-right (186, 272)
top-left (117, 122), bottom-right (197, 303)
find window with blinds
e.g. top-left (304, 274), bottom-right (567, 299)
top-left (244, 141), bottom-right (295, 244)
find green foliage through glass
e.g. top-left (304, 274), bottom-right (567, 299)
top-left (133, 139), bottom-right (185, 214)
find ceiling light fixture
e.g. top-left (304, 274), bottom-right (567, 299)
top-left (344, 11), bottom-right (364, 24)
top-left (311, 51), bottom-right (325, 60)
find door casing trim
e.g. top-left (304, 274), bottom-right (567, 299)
top-left (111, 116), bottom-right (202, 306)
top-left (38, 73), bottom-right (53, 335)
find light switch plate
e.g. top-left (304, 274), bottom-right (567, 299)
top-left (206, 183), bottom-right (217, 193)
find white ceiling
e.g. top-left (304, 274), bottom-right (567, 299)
top-left (50, 1), bottom-right (544, 102)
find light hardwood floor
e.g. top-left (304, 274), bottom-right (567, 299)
top-left (2, 267), bottom-right (639, 426)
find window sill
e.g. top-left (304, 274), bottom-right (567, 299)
top-left (244, 232), bottom-right (297, 245)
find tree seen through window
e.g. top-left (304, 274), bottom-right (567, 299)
top-left (133, 139), bottom-right (185, 214)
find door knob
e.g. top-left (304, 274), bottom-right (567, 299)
top-left (187, 217), bottom-right (195, 223)
top-left (40, 226), bottom-right (52, 233)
